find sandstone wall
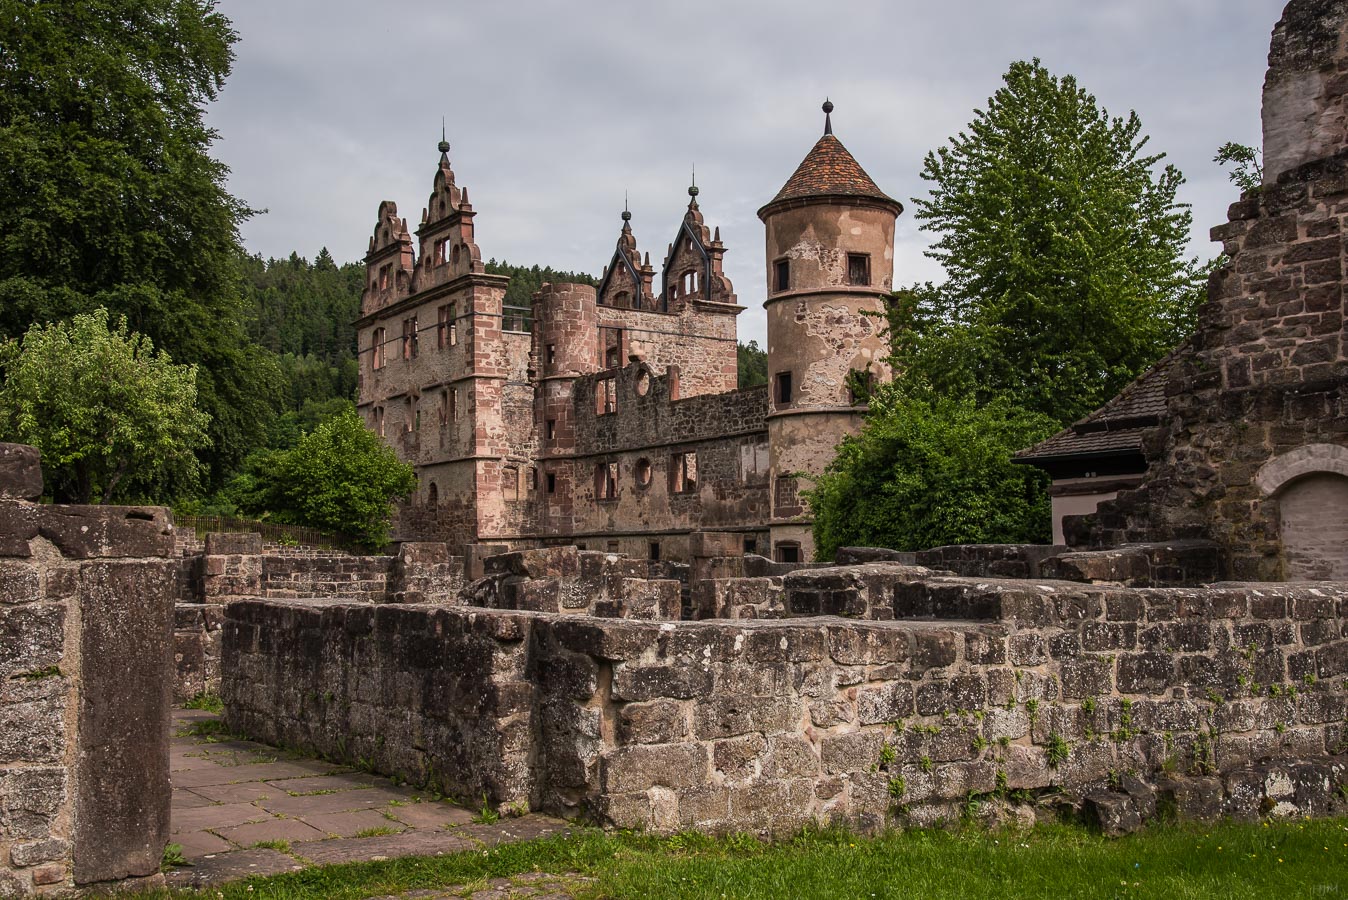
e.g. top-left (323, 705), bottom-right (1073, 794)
top-left (0, 447), bottom-right (176, 895)
top-left (221, 573), bottom-right (1348, 833)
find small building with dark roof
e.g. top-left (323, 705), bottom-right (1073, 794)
top-left (1014, 349), bottom-right (1180, 543)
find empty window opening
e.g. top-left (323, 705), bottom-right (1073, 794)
top-left (847, 253), bottom-right (871, 286)
top-left (450, 389), bottom-right (460, 421)
top-left (775, 542), bottom-right (801, 564)
top-left (597, 377), bottom-right (617, 415)
top-left (437, 305), bottom-right (452, 349)
top-left (379, 264), bottom-right (392, 290)
top-left (503, 466), bottom-right (519, 502)
top-left (373, 406), bottom-right (385, 437)
top-left (649, 541), bottom-right (661, 561)
top-left (671, 451), bottom-right (698, 494)
top-left (775, 372), bottom-right (793, 406)
top-left (634, 457), bottom-right (652, 488)
top-left (402, 317), bottom-right (418, 359)
top-left (371, 328), bottom-right (387, 370)
top-left (546, 344), bottom-right (556, 367)
top-left (596, 461), bottom-right (618, 500)
top-left (546, 472), bottom-right (557, 494)
top-left (428, 482), bottom-right (438, 506)
top-left (635, 370), bottom-right (651, 396)
top-left (774, 259), bottom-right (790, 293)
top-left (439, 389), bottom-right (449, 426)
top-left (546, 419), bottom-right (557, 441)
top-left (404, 397), bottom-right (415, 432)
top-left (744, 537), bottom-right (757, 555)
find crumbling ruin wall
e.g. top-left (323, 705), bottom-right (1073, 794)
top-left (0, 445), bottom-right (176, 895)
top-left (1076, 0), bottom-right (1348, 580)
top-left (465, 547), bottom-right (682, 620)
top-left (221, 572), bottom-right (1348, 834)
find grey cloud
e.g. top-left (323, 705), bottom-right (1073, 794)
top-left (209, 0), bottom-right (1284, 346)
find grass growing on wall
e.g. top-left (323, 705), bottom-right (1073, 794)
top-left (142, 818), bottom-right (1348, 899)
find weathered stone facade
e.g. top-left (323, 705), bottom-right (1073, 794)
top-left (356, 107), bottom-right (898, 563)
top-left (222, 567), bottom-right (1348, 834)
top-left (1068, 0), bottom-right (1348, 582)
top-left (0, 445), bottom-right (177, 895)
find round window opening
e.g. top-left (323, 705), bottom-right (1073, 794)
top-left (635, 370), bottom-right (651, 397)
top-left (635, 457), bottom-right (652, 488)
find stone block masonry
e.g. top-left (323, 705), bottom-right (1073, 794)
top-left (222, 571), bottom-right (1348, 834)
top-left (0, 444), bottom-right (177, 896)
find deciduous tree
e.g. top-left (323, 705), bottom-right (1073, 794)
top-left (0, 309), bottom-right (211, 503)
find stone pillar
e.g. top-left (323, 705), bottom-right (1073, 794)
top-left (0, 444), bottom-right (177, 895)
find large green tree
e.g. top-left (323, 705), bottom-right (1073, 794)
top-left (907, 59), bottom-right (1205, 424)
top-left (809, 60), bottom-right (1208, 557)
top-left (0, 0), bottom-right (280, 487)
top-left (0, 309), bottom-right (211, 503)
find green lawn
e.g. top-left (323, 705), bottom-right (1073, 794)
top-left (154, 819), bottom-right (1348, 899)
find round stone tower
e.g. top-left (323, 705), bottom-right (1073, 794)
top-left (758, 101), bottom-right (902, 562)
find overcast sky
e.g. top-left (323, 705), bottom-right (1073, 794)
top-left (207, 0), bottom-right (1284, 346)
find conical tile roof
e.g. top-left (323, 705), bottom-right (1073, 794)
top-left (759, 134), bottom-right (900, 218)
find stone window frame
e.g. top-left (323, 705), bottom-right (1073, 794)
top-left (401, 316), bottom-right (419, 360)
top-left (371, 327), bottom-right (387, 370)
top-left (670, 450), bottom-right (698, 495)
top-left (595, 461), bottom-right (618, 502)
top-left (847, 252), bottom-right (871, 286)
top-left (775, 475), bottom-right (802, 517)
top-left (774, 258), bottom-right (790, 293)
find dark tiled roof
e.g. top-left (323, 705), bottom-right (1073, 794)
top-left (1016, 349), bottom-right (1182, 462)
top-left (763, 135), bottom-right (899, 210)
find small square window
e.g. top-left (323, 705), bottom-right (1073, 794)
top-left (847, 253), bottom-right (871, 286)
top-left (774, 259), bottom-right (790, 293)
top-left (775, 543), bottom-right (801, 564)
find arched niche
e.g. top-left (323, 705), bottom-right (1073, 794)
top-left (1256, 444), bottom-right (1348, 580)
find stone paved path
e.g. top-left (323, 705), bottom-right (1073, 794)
top-left (167, 710), bottom-right (571, 889)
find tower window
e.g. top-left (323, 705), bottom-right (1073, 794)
top-left (847, 253), bottom-right (871, 286)
top-left (546, 472), bottom-right (557, 494)
top-left (428, 482), bottom-right (438, 506)
top-left (373, 406), bottom-right (385, 437)
top-left (546, 344), bottom-right (556, 367)
top-left (649, 541), bottom-right (661, 561)
top-left (402, 317), bottom-right (418, 359)
top-left (774, 259), bottom-right (790, 292)
top-left (775, 372), bottom-right (793, 406)
top-left (546, 419), bottom-right (557, 441)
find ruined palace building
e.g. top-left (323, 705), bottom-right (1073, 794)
top-left (356, 102), bottom-right (896, 563)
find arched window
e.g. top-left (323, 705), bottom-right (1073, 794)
top-left (452, 244), bottom-right (461, 266)
top-left (428, 482), bottom-right (438, 506)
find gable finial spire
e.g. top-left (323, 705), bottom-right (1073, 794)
top-left (688, 165), bottom-right (699, 204)
top-left (438, 118), bottom-right (450, 158)
top-left (823, 98), bottom-right (834, 135)
top-left (621, 190), bottom-right (632, 229)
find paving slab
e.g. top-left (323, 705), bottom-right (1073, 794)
top-left (298, 808), bottom-right (405, 838)
top-left (214, 817), bottom-right (329, 847)
top-left (171, 801), bottom-right (271, 834)
top-left (266, 772), bottom-right (381, 794)
top-left (295, 829), bottom-right (482, 866)
top-left (173, 829), bottom-right (233, 859)
top-left (167, 710), bottom-right (572, 888)
top-left (164, 848), bottom-right (304, 889)
top-left (384, 801), bottom-right (475, 830)
top-left (187, 781), bottom-right (283, 804)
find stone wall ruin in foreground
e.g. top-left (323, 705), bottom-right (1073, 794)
top-left (222, 566), bottom-right (1348, 834)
